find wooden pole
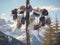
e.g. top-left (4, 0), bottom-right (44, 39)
top-left (26, 0), bottom-right (30, 45)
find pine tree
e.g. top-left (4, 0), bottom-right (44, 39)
top-left (42, 25), bottom-right (53, 45)
top-left (42, 15), bottom-right (60, 45)
top-left (51, 16), bottom-right (59, 45)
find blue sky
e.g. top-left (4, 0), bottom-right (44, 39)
top-left (0, 0), bottom-right (60, 23)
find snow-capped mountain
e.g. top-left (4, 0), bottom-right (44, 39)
top-left (0, 18), bottom-right (7, 26)
top-left (0, 19), bottom-right (46, 45)
top-left (0, 31), bottom-right (26, 45)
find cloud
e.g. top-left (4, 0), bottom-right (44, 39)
top-left (34, 6), bottom-right (60, 11)
top-left (0, 13), bottom-right (7, 20)
top-left (0, 18), bottom-right (7, 26)
top-left (0, 13), bottom-right (13, 23)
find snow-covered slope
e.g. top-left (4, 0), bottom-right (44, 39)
top-left (0, 21), bottom-right (46, 45)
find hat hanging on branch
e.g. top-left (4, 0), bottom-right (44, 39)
top-left (45, 16), bottom-right (51, 25)
top-left (34, 23), bottom-right (40, 30)
top-left (39, 16), bottom-right (45, 22)
top-left (33, 7), bottom-right (40, 17)
top-left (42, 9), bottom-right (49, 16)
top-left (39, 16), bottom-right (46, 26)
top-left (17, 6), bottom-right (25, 14)
top-left (12, 8), bottom-right (17, 14)
top-left (20, 6), bottom-right (25, 11)
top-left (11, 8), bottom-right (17, 20)
top-left (33, 12), bottom-right (40, 17)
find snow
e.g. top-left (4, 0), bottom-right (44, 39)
top-left (0, 20), bottom-right (46, 45)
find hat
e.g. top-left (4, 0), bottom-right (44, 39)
top-left (19, 6), bottom-right (25, 11)
top-left (42, 9), bottom-right (48, 16)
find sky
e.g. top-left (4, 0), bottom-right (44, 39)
top-left (0, 0), bottom-right (60, 23)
